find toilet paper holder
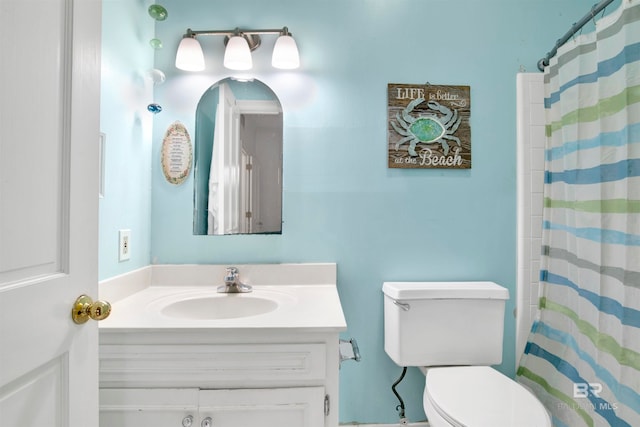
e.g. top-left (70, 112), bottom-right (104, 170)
top-left (339, 338), bottom-right (361, 366)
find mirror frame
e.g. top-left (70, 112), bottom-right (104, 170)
top-left (193, 77), bottom-right (283, 236)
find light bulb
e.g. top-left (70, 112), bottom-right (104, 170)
top-left (175, 36), bottom-right (205, 71)
top-left (224, 36), bottom-right (253, 70)
top-left (272, 34), bottom-right (299, 69)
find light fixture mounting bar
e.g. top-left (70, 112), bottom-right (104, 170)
top-left (183, 27), bottom-right (293, 53)
top-left (185, 27), bottom-right (290, 38)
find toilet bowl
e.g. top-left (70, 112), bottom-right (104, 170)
top-left (382, 281), bottom-right (551, 427)
top-left (420, 366), bottom-right (550, 427)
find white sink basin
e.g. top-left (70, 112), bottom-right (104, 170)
top-left (160, 294), bottom-right (279, 320)
top-left (99, 264), bottom-right (347, 330)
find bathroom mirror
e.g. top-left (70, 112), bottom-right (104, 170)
top-left (193, 77), bottom-right (283, 235)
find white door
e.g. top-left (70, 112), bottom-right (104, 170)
top-left (199, 387), bottom-right (326, 427)
top-left (216, 83), bottom-right (241, 234)
top-left (100, 387), bottom-right (325, 427)
top-left (100, 389), bottom-right (200, 427)
top-left (0, 0), bottom-right (102, 426)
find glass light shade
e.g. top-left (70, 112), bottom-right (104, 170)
top-left (175, 37), bottom-right (205, 71)
top-left (272, 35), bottom-right (300, 69)
top-left (224, 36), bottom-right (253, 70)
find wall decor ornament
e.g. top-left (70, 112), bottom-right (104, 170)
top-left (149, 38), bottom-right (163, 49)
top-left (161, 121), bottom-right (192, 185)
top-left (388, 83), bottom-right (471, 169)
top-left (147, 103), bottom-right (162, 114)
top-left (148, 4), bottom-right (168, 21)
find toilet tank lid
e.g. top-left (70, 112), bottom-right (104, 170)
top-left (382, 281), bottom-right (509, 300)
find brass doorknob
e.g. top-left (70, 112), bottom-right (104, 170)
top-left (71, 295), bottom-right (112, 324)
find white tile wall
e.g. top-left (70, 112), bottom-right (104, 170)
top-left (515, 73), bottom-right (545, 367)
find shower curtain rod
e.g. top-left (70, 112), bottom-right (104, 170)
top-left (537, 0), bottom-right (616, 71)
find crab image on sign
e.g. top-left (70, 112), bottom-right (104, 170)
top-left (391, 97), bottom-right (462, 157)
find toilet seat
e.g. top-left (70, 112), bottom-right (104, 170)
top-left (424, 366), bottom-right (551, 427)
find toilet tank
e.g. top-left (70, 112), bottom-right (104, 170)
top-left (383, 281), bottom-right (509, 367)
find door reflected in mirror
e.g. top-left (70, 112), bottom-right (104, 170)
top-left (193, 77), bottom-right (283, 235)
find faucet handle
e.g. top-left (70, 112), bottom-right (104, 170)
top-left (224, 266), bottom-right (239, 283)
top-left (218, 266), bottom-right (252, 293)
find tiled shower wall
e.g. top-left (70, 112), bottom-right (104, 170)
top-left (515, 73), bottom-right (545, 366)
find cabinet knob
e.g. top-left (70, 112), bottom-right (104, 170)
top-left (201, 417), bottom-right (212, 427)
top-left (182, 415), bottom-right (194, 427)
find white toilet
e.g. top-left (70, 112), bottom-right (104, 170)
top-left (382, 281), bottom-right (551, 427)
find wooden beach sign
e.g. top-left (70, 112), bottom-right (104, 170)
top-left (388, 83), bottom-right (471, 169)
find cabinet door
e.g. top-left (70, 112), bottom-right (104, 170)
top-left (100, 388), bottom-right (199, 427)
top-left (199, 387), bottom-right (325, 427)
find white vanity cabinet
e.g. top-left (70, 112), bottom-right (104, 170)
top-left (99, 330), bottom-right (341, 427)
top-left (98, 264), bottom-right (347, 427)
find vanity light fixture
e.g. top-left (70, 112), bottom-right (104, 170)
top-left (223, 31), bottom-right (253, 70)
top-left (175, 32), bottom-right (205, 71)
top-left (271, 27), bottom-right (300, 69)
top-left (175, 27), bottom-right (300, 71)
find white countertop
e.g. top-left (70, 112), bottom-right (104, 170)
top-left (98, 264), bottom-right (347, 332)
top-left (99, 284), bottom-right (347, 331)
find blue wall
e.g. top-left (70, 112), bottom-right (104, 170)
top-left (100, 0), bottom-right (589, 423)
top-left (99, 0), bottom-right (153, 279)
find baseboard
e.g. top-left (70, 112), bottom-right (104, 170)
top-left (340, 423), bottom-right (428, 427)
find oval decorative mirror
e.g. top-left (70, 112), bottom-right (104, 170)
top-left (193, 77), bottom-right (283, 235)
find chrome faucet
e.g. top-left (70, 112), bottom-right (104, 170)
top-left (217, 267), bottom-right (252, 293)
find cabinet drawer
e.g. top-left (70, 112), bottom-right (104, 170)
top-left (100, 343), bottom-right (327, 388)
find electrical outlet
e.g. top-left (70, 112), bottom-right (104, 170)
top-left (118, 229), bottom-right (131, 262)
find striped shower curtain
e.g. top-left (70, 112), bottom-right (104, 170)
top-left (516, 1), bottom-right (640, 426)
